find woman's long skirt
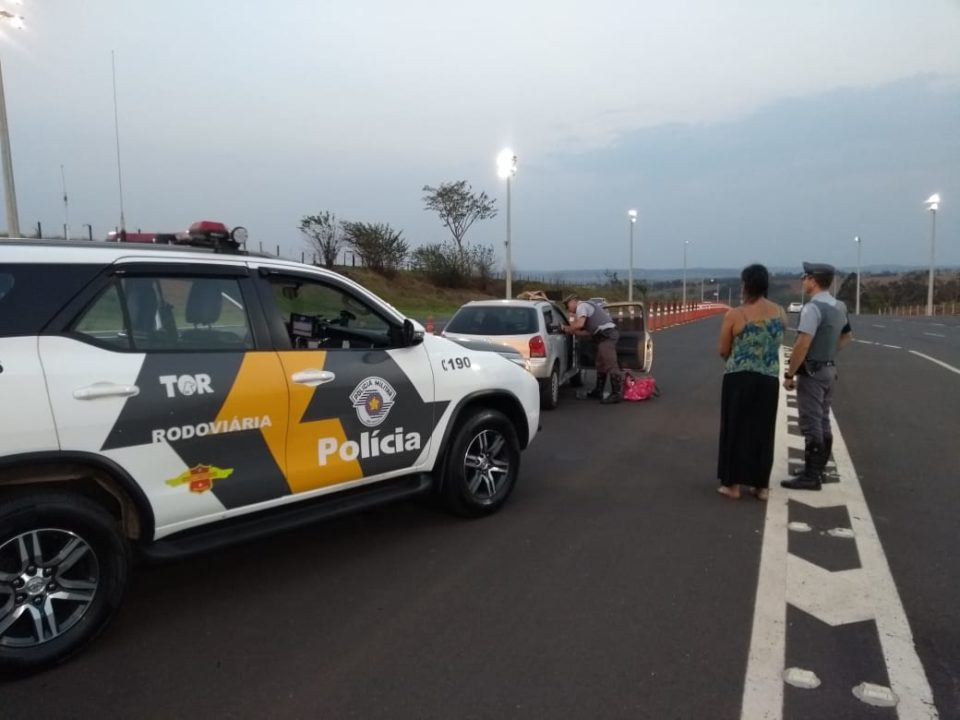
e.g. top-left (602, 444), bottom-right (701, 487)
top-left (717, 371), bottom-right (779, 489)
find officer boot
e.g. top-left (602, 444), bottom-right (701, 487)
top-left (586, 373), bottom-right (607, 399)
top-left (601, 374), bottom-right (623, 404)
top-left (781, 443), bottom-right (823, 490)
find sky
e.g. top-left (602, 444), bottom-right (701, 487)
top-left (2, 0), bottom-right (959, 273)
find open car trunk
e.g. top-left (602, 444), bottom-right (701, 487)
top-left (577, 302), bottom-right (653, 372)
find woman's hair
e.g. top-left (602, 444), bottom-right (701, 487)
top-left (741, 263), bottom-right (769, 301)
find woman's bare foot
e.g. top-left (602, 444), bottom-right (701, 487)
top-left (716, 485), bottom-right (740, 499)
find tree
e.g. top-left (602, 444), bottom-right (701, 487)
top-left (422, 181), bottom-right (497, 256)
top-left (299, 212), bottom-right (343, 268)
top-left (342, 221), bottom-right (408, 276)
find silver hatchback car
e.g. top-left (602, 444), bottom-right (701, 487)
top-left (442, 299), bottom-right (580, 410)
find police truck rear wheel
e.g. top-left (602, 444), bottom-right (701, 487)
top-left (0, 491), bottom-right (129, 676)
top-left (441, 409), bottom-right (520, 517)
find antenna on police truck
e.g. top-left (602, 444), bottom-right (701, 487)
top-left (111, 50), bottom-right (127, 239)
top-left (60, 164), bottom-right (69, 240)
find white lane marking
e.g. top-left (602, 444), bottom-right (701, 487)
top-left (929, 322), bottom-right (945, 327)
top-left (740, 347), bottom-right (938, 720)
top-left (882, 344), bottom-right (902, 350)
top-left (909, 350), bottom-right (960, 377)
top-left (923, 332), bottom-right (946, 338)
top-left (873, 324), bottom-right (887, 328)
top-left (855, 339), bottom-right (876, 345)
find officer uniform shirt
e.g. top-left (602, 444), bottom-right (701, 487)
top-left (576, 302), bottom-right (615, 333)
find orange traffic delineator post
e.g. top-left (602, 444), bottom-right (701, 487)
top-left (426, 315), bottom-right (435, 334)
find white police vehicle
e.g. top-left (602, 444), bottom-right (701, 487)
top-left (0, 231), bottom-right (540, 674)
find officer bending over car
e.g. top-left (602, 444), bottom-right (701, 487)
top-left (563, 294), bottom-right (623, 404)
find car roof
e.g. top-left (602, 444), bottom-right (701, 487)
top-left (462, 299), bottom-right (550, 307)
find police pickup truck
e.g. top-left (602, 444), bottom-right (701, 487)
top-left (0, 233), bottom-right (540, 674)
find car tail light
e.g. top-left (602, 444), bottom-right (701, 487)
top-left (529, 335), bottom-right (547, 358)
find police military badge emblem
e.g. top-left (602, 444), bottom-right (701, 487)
top-left (350, 376), bottom-right (397, 427)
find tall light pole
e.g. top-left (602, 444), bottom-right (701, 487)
top-left (0, 6), bottom-right (25, 238)
top-left (497, 149), bottom-right (517, 299)
top-left (925, 193), bottom-right (940, 316)
top-left (854, 235), bottom-right (862, 315)
top-left (682, 240), bottom-right (690, 306)
top-left (628, 209), bottom-right (637, 301)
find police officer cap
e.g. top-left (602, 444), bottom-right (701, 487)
top-left (803, 261), bottom-right (835, 277)
top-left (562, 293), bottom-right (579, 304)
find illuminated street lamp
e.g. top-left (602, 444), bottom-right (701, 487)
top-left (628, 209), bottom-right (637, 302)
top-left (497, 149), bottom-right (517, 299)
top-left (924, 193), bottom-right (940, 316)
top-left (854, 235), bottom-right (862, 315)
top-left (0, 4), bottom-right (25, 238)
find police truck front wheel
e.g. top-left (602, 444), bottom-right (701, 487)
top-left (441, 409), bottom-right (520, 518)
top-left (0, 491), bottom-right (130, 676)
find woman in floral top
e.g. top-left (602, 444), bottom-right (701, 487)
top-left (716, 264), bottom-right (787, 500)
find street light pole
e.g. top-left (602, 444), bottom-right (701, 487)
top-left (497, 149), bottom-right (517, 299)
top-left (682, 240), bottom-right (689, 306)
top-left (628, 209), bottom-right (637, 302)
top-left (854, 235), bottom-right (861, 315)
top-left (924, 194), bottom-right (940, 316)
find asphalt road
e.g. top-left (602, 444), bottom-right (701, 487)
top-left (2, 315), bottom-right (957, 719)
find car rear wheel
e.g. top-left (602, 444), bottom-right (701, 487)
top-left (539, 366), bottom-right (560, 410)
top-left (440, 409), bottom-right (520, 518)
top-left (0, 491), bottom-right (130, 677)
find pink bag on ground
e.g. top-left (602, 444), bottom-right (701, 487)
top-left (622, 372), bottom-right (660, 401)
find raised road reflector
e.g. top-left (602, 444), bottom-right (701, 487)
top-left (852, 682), bottom-right (899, 707)
top-left (783, 667), bottom-right (821, 689)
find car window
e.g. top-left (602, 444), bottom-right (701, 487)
top-left (445, 306), bottom-right (538, 335)
top-left (0, 272), bottom-right (12, 302)
top-left (72, 283), bottom-right (130, 350)
top-left (267, 276), bottom-right (394, 349)
top-left (70, 276), bottom-right (253, 352)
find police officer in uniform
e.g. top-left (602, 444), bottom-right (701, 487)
top-left (563, 294), bottom-right (623, 404)
top-left (781, 262), bottom-right (853, 490)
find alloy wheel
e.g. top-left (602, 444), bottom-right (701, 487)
top-left (0, 529), bottom-right (99, 648)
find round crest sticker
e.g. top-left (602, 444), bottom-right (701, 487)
top-left (350, 376), bottom-right (397, 427)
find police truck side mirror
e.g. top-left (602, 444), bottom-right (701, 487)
top-left (401, 318), bottom-right (424, 347)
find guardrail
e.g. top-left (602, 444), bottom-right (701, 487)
top-left (878, 303), bottom-right (959, 317)
top-left (648, 303), bottom-right (729, 331)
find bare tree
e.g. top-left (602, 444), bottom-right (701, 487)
top-left (422, 180), bottom-right (497, 257)
top-left (299, 212), bottom-right (343, 268)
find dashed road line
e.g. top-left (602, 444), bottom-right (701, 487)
top-left (740, 347), bottom-right (937, 719)
top-left (908, 350), bottom-right (960, 377)
top-left (923, 332), bottom-right (946, 338)
top-left (882, 344), bottom-right (902, 349)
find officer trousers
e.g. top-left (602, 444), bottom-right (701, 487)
top-left (796, 366), bottom-right (837, 447)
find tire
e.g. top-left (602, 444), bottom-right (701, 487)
top-left (440, 409), bottom-right (520, 518)
top-left (0, 490), bottom-right (130, 677)
top-left (539, 366), bottom-right (560, 411)
top-left (569, 370), bottom-right (583, 388)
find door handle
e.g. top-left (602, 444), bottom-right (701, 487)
top-left (290, 369), bottom-right (336, 387)
top-left (73, 383), bottom-right (140, 400)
